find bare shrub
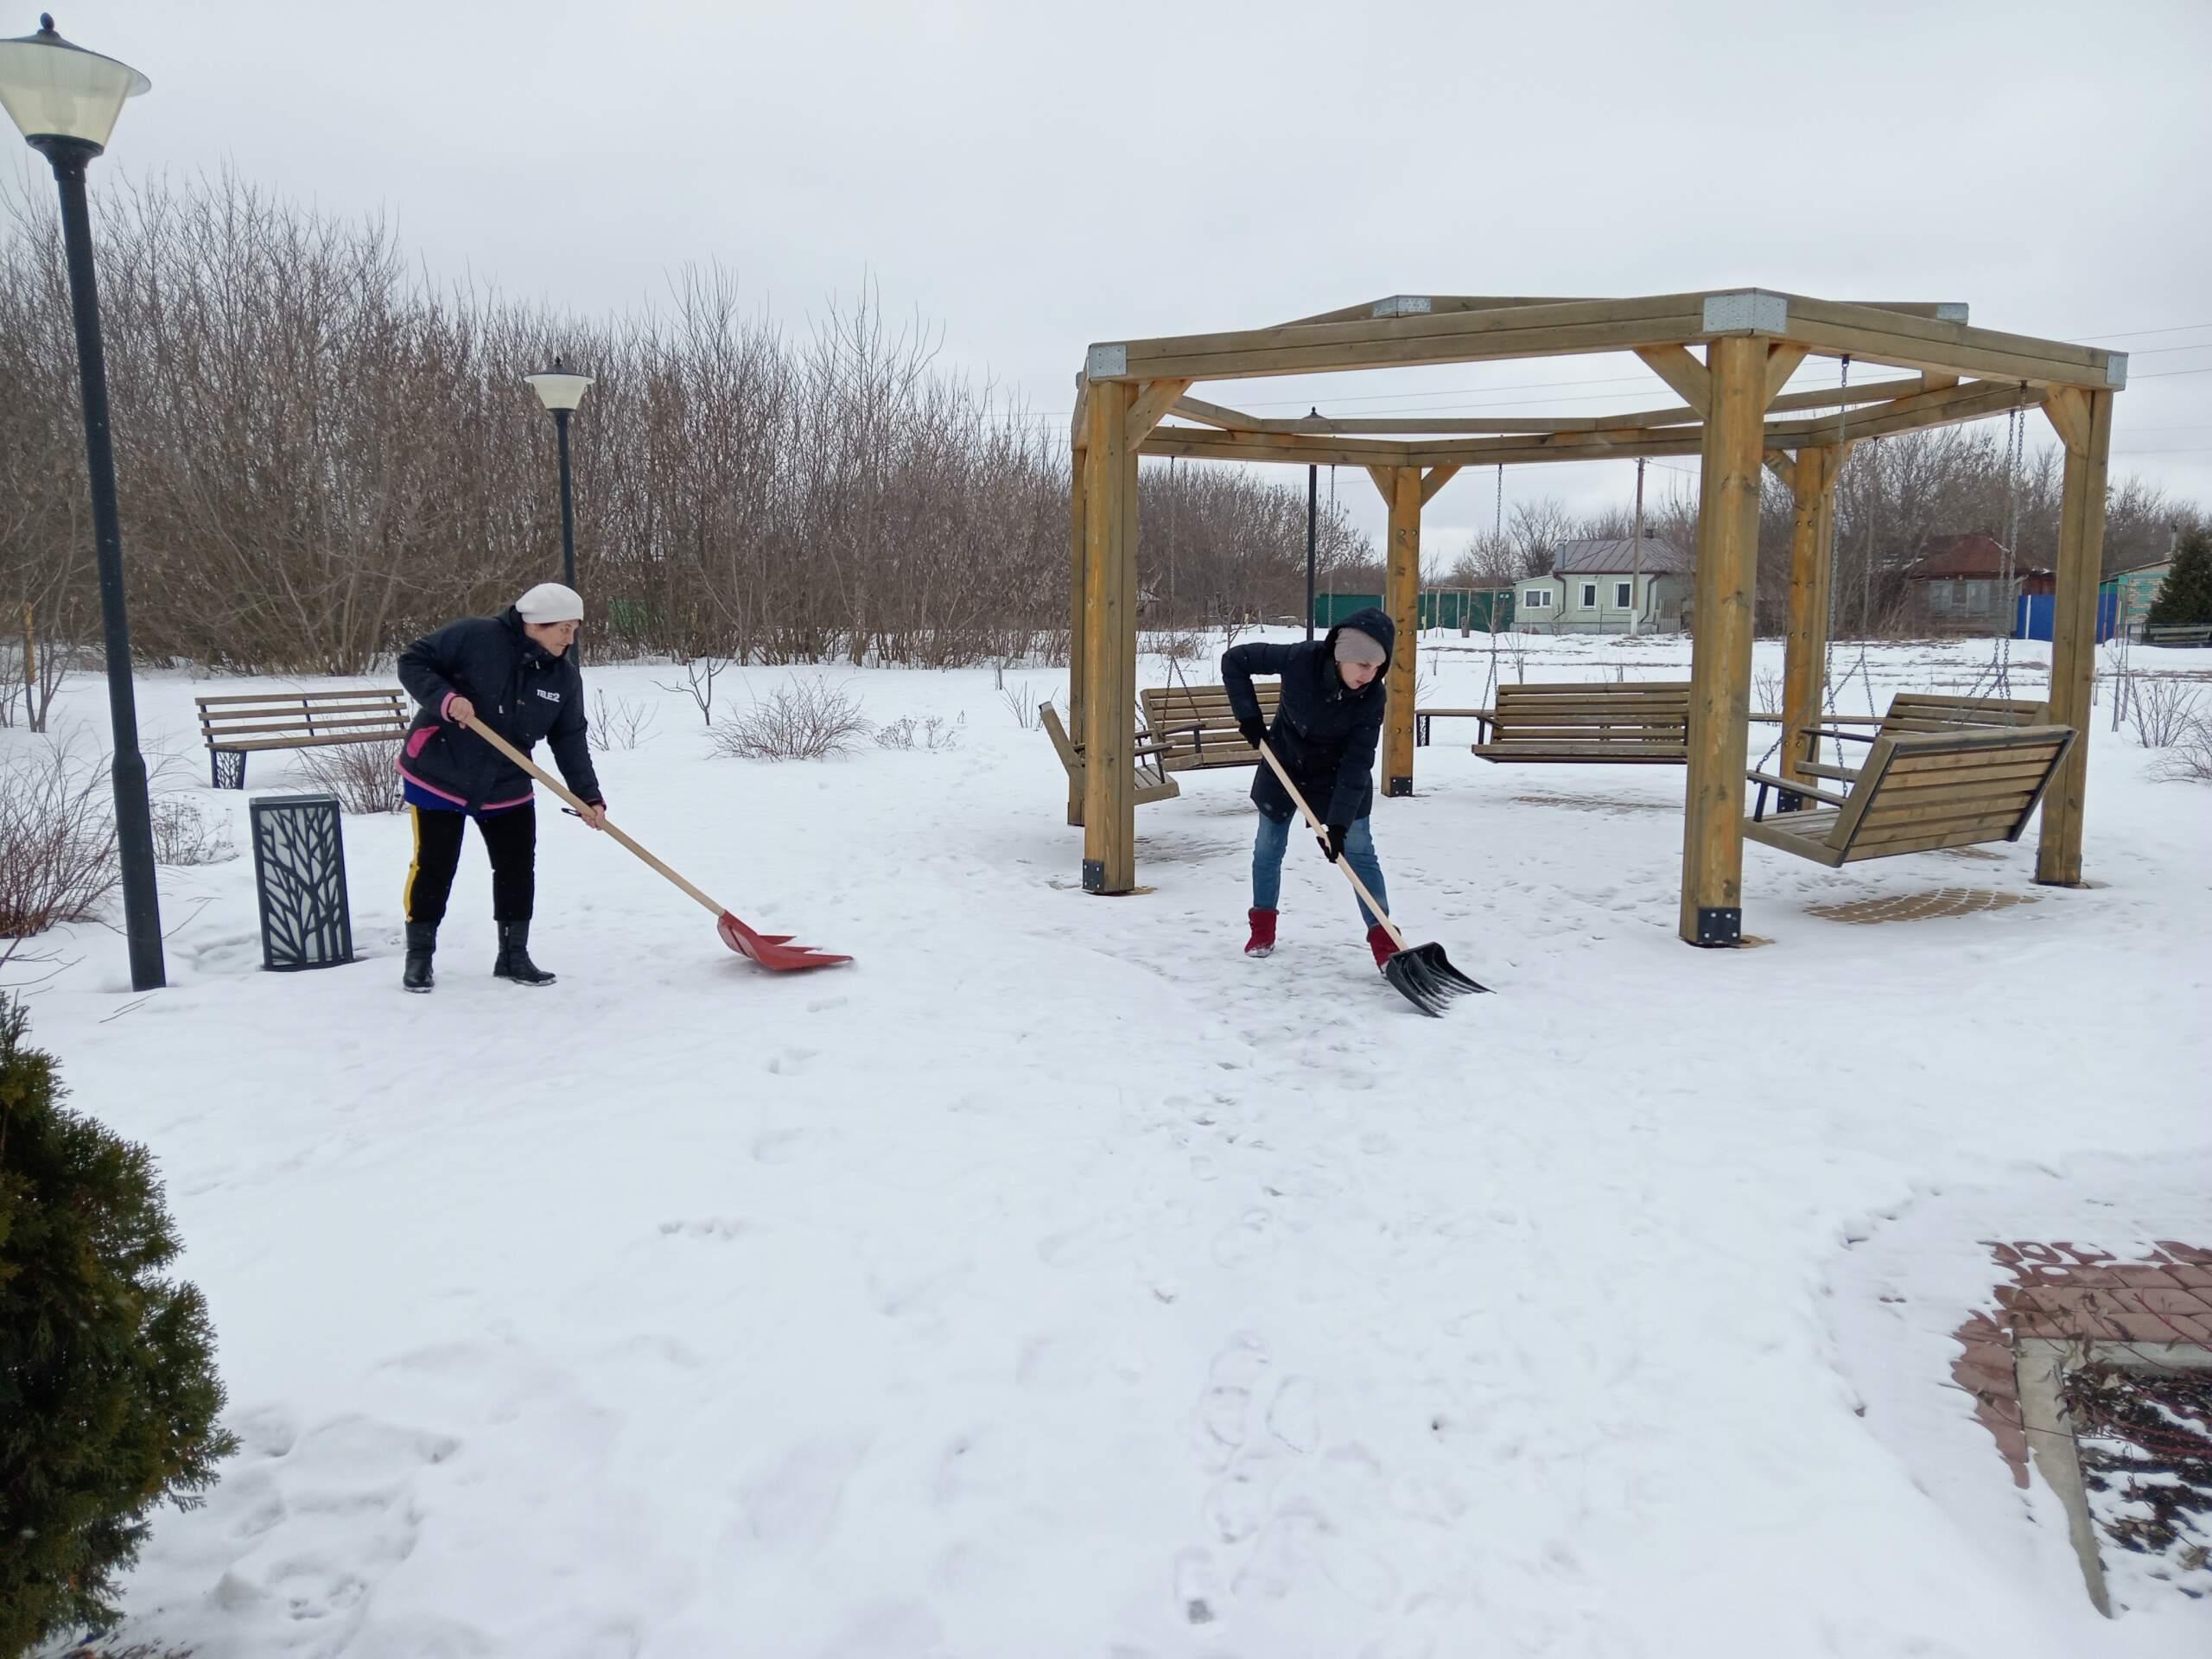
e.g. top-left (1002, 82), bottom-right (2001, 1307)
top-left (0, 736), bottom-right (118, 937)
top-left (874, 713), bottom-right (965, 752)
top-left (709, 680), bottom-right (870, 761)
top-left (589, 688), bottom-right (657, 752)
top-left (1754, 666), bottom-right (1783, 714)
top-left (2129, 678), bottom-right (2202, 749)
top-left (150, 797), bottom-right (237, 866)
top-left (295, 739), bottom-right (405, 813)
top-left (2153, 716), bottom-right (2212, 784)
top-left (1150, 629), bottom-right (1208, 665)
top-left (656, 655), bottom-right (729, 727)
top-left (997, 682), bottom-right (1046, 731)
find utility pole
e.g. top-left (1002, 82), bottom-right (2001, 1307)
top-left (1629, 457), bottom-right (1646, 638)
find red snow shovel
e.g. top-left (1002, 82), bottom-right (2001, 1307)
top-left (1255, 741), bottom-right (1487, 1014)
top-left (464, 720), bottom-right (851, 971)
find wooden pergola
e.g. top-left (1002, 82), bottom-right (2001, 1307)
top-left (1066, 289), bottom-right (2125, 946)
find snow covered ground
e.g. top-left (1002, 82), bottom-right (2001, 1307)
top-left (12, 632), bottom-right (2212, 1658)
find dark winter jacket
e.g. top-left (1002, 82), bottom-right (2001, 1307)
top-left (396, 609), bottom-right (601, 812)
top-left (1222, 606), bottom-right (1395, 828)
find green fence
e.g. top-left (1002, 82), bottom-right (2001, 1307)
top-left (1312, 590), bottom-right (1515, 632)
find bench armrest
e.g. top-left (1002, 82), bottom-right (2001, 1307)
top-left (1746, 768), bottom-right (1851, 821)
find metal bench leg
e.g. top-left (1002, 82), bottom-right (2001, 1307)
top-left (1416, 715), bottom-right (1430, 747)
top-left (212, 749), bottom-right (246, 790)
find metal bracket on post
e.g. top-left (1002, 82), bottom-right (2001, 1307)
top-left (1387, 776), bottom-right (1413, 798)
top-left (1694, 906), bottom-right (1742, 947)
top-left (1082, 858), bottom-right (1106, 894)
top-left (1371, 296), bottom-right (1433, 319)
top-left (1084, 344), bottom-right (1127, 379)
top-left (1700, 291), bottom-right (1789, 336)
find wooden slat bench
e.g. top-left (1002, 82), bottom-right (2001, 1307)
top-left (1471, 681), bottom-right (1690, 764)
top-left (1140, 683), bottom-right (1281, 772)
top-left (1788, 692), bottom-right (2048, 787)
top-left (196, 688), bottom-right (410, 790)
top-left (1039, 702), bottom-right (1180, 805)
top-left (1415, 706), bottom-right (1491, 747)
top-left (2144, 623), bottom-right (2212, 647)
top-left (1744, 723), bottom-right (2075, 867)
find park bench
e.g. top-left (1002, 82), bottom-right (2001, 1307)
top-left (2143, 623), bottom-right (2212, 647)
top-left (196, 688), bottom-right (410, 790)
top-left (1415, 706), bottom-right (1491, 747)
top-left (1469, 681), bottom-right (1690, 763)
top-left (1744, 722), bottom-right (2075, 867)
top-left (1140, 683), bottom-right (1281, 772)
top-left (1039, 702), bottom-right (1180, 805)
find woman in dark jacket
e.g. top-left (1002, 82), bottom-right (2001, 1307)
top-left (1221, 607), bottom-right (1397, 970)
top-left (394, 582), bottom-right (607, 992)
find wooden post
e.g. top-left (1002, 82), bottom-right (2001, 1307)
top-left (1081, 377), bottom-right (1139, 892)
top-left (1679, 336), bottom-right (1767, 946)
top-left (2036, 387), bottom-right (2113, 887)
top-left (1778, 444), bottom-right (1845, 790)
top-left (1067, 419), bottom-right (1089, 827)
top-left (1382, 466), bottom-right (1422, 796)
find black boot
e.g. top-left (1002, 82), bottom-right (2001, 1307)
top-left (493, 920), bottom-right (556, 986)
top-left (402, 921), bottom-right (437, 994)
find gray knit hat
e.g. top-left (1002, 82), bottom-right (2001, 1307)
top-left (1333, 626), bottom-right (1387, 665)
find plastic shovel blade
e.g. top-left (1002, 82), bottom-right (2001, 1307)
top-left (717, 911), bottom-right (853, 971)
top-left (1382, 942), bottom-right (1489, 1016)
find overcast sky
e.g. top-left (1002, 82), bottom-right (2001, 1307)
top-left (38, 0), bottom-right (2212, 569)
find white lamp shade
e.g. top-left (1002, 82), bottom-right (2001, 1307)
top-left (525, 367), bottom-right (594, 411)
top-left (0, 17), bottom-right (149, 152)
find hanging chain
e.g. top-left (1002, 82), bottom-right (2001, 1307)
top-left (1994, 389), bottom-right (2026, 696)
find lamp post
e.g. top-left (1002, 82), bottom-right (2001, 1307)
top-left (1305, 408), bottom-right (1319, 640)
top-left (524, 357), bottom-right (593, 590)
top-left (0, 14), bottom-right (162, 991)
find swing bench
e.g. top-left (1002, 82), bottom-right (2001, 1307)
top-left (1744, 721), bottom-right (2075, 866)
top-left (1039, 703), bottom-right (1180, 805)
top-left (1469, 681), bottom-right (1691, 763)
top-left (1139, 682), bottom-right (1281, 772)
top-left (1778, 692), bottom-right (2049, 787)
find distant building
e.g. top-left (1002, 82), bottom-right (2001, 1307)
top-left (1517, 536), bottom-right (1692, 634)
top-left (1902, 533), bottom-right (2053, 635)
top-left (2101, 556), bottom-right (2174, 640)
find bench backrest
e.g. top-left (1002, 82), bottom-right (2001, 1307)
top-left (1491, 680), bottom-right (1691, 741)
top-left (1039, 702), bottom-right (1179, 804)
top-left (1824, 723), bottom-right (2075, 861)
top-left (1141, 683), bottom-right (1280, 770)
top-left (1877, 692), bottom-right (2048, 734)
top-left (196, 688), bottom-right (410, 747)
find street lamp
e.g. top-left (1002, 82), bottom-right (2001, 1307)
top-left (0, 14), bottom-right (162, 991)
top-left (524, 357), bottom-right (593, 590)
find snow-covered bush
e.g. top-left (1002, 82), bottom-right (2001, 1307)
top-left (2154, 715), bottom-right (2212, 784)
top-left (874, 713), bottom-right (964, 752)
top-left (150, 797), bottom-right (237, 866)
top-left (0, 997), bottom-right (238, 1654)
top-left (0, 737), bottom-right (118, 938)
top-left (709, 682), bottom-right (870, 761)
top-left (2129, 677), bottom-right (2201, 749)
top-left (296, 738), bottom-right (405, 813)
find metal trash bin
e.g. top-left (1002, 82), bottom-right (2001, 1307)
top-left (248, 792), bottom-right (355, 971)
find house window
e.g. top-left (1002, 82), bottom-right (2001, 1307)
top-left (1614, 581), bottom-right (1633, 608)
top-left (1522, 589), bottom-right (1552, 610)
top-left (1580, 582), bottom-right (1598, 608)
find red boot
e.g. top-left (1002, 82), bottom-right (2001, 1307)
top-left (1245, 908), bottom-right (1277, 957)
top-left (1366, 924), bottom-right (1396, 974)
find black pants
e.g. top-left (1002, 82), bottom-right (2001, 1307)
top-left (404, 803), bottom-right (535, 925)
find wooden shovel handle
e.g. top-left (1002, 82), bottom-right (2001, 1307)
top-left (1255, 741), bottom-right (1406, 950)
top-left (460, 716), bottom-right (728, 919)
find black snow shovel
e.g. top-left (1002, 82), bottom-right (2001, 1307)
top-left (1255, 741), bottom-right (1489, 1014)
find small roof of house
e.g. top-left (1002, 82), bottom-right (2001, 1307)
top-left (2107, 555), bottom-right (2174, 577)
top-left (1905, 533), bottom-right (2050, 581)
top-left (1547, 537), bottom-right (1691, 576)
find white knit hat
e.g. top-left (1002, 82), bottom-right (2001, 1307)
top-left (516, 582), bottom-right (584, 623)
top-left (1333, 626), bottom-right (1387, 664)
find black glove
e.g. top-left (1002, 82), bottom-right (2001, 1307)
top-left (1237, 717), bottom-right (1267, 750)
top-left (1317, 823), bottom-right (1348, 862)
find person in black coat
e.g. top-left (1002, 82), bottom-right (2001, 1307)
top-left (393, 582), bottom-right (607, 993)
top-left (1221, 606), bottom-right (1398, 970)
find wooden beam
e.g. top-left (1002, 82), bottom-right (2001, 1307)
top-left (2042, 385), bottom-right (2092, 455)
top-left (1764, 343), bottom-right (1809, 403)
top-left (1771, 295), bottom-right (2121, 390)
top-left (1679, 334), bottom-right (1767, 948)
top-left (1277, 295), bottom-right (1604, 327)
top-left (1081, 378), bottom-right (1139, 893)
top-left (1763, 379), bottom-right (2048, 448)
top-left (1383, 467), bottom-right (1421, 798)
top-left (1071, 369), bottom-right (1089, 452)
top-left (1400, 430), bottom-right (1709, 467)
top-left (1366, 466), bottom-right (1395, 502)
top-left (1090, 293), bottom-right (1713, 384)
top-left (1067, 420), bottom-right (1088, 826)
top-left (1636, 345), bottom-right (1712, 415)
top-left (1166, 394), bottom-right (1264, 431)
top-left (1141, 427), bottom-right (1415, 468)
top-left (1125, 378), bottom-right (1194, 447)
top-left (1419, 464), bottom-right (1460, 506)
top-left (1780, 445), bottom-right (1847, 793)
top-left (2036, 388), bottom-right (2113, 887)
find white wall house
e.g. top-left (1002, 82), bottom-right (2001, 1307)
top-left (1518, 537), bottom-right (1692, 634)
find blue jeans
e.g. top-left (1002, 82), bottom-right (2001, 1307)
top-left (1252, 811), bottom-right (1388, 929)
